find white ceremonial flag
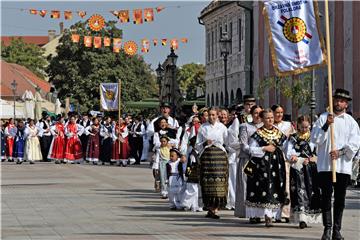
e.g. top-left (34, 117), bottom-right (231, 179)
top-left (100, 83), bottom-right (119, 111)
top-left (263, 0), bottom-right (326, 76)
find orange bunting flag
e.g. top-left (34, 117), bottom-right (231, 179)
top-left (141, 39), bottom-right (150, 53)
top-left (103, 37), bottom-right (111, 47)
top-left (84, 36), bottom-right (92, 47)
top-left (119, 10), bottom-right (129, 23)
top-left (153, 39), bottom-right (158, 46)
top-left (133, 9), bottom-right (143, 24)
top-left (161, 39), bottom-right (167, 46)
top-left (39, 10), bottom-right (47, 17)
top-left (181, 38), bottom-right (188, 43)
top-left (156, 6), bottom-right (165, 13)
top-left (144, 8), bottom-right (154, 22)
top-left (30, 9), bottom-right (38, 15)
top-left (71, 34), bottom-right (80, 43)
top-left (110, 10), bottom-right (119, 18)
top-left (170, 39), bottom-right (179, 50)
top-left (64, 11), bottom-right (73, 20)
top-left (51, 10), bottom-right (60, 19)
top-left (113, 38), bottom-right (122, 53)
top-left (77, 11), bottom-right (86, 18)
top-left (94, 37), bottom-right (102, 49)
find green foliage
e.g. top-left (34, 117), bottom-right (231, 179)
top-left (257, 74), bottom-right (312, 110)
top-left (1, 37), bottom-right (47, 78)
top-left (177, 63), bottom-right (205, 100)
top-left (46, 20), bottom-right (157, 112)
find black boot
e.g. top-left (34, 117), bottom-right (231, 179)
top-left (332, 208), bottom-right (344, 240)
top-left (321, 210), bottom-right (332, 240)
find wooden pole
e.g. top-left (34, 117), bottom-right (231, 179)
top-left (118, 79), bottom-right (121, 153)
top-left (324, 0), bottom-right (336, 183)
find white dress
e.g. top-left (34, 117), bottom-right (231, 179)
top-left (24, 126), bottom-right (42, 162)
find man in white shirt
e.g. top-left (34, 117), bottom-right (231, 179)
top-left (311, 89), bottom-right (360, 240)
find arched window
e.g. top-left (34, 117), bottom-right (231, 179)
top-left (216, 93), bottom-right (219, 106)
top-left (207, 94), bottom-right (210, 107)
top-left (236, 88), bottom-right (242, 103)
top-left (211, 93), bottom-right (214, 107)
top-left (220, 92), bottom-right (224, 106)
top-left (230, 90), bottom-right (234, 104)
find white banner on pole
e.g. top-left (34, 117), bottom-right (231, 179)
top-left (100, 83), bottom-right (118, 111)
top-left (263, 0), bottom-right (326, 76)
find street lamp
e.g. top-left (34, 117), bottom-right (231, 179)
top-left (155, 63), bottom-right (164, 102)
top-left (220, 31), bottom-right (231, 107)
top-left (10, 80), bottom-right (18, 120)
top-left (167, 48), bottom-right (178, 116)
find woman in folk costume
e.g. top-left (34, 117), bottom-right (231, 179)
top-left (196, 108), bottom-right (229, 219)
top-left (246, 109), bottom-right (287, 227)
top-left (235, 105), bottom-right (263, 221)
top-left (100, 116), bottom-right (113, 165)
top-left (85, 117), bottom-right (101, 165)
top-left (271, 104), bottom-right (296, 223)
top-left (24, 119), bottom-right (42, 164)
top-left (179, 115), bottom-right (201, 156)
top-left (112, 118), bottom-right (131, 167)
top-left (153, 117), bottom-right (179, 150)
top-left (1, 120), bottom-right (6, 162)
top-left (13, 120), bottom-right (26, 164)
top-left (48, 115), bottom-right (66, 164)
top-left (286, 115), bottom-right (321, 229)
top-left (4, 118), bottom-right (17, 162)
top-left (64, 116), bottom-right (84, 163)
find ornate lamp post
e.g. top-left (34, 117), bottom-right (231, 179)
top-left (10, 80), bottom-right (18, 120)
top-left (167, 48), bottom-right (178, 116)
top-left (155, 63), bottom-right (164, 103)
top-left (220, 31), bottom-right (231, 107)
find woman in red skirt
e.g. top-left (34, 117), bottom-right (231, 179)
top-left (48, 115), bottom-right (66, 164)
top-left (64, 116), bottom-right (84, 163)
top-left (4, 118), bottom-right (17, 162)
top-left (112, 119), bottom-right (131, 167)
top-left (86, 117), bottom-right (101, 165)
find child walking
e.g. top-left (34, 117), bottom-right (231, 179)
top-left (166, 148), bottom-right (184, 210)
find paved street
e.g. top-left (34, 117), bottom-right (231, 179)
top-left (1, 162), bottom-right (360, 240)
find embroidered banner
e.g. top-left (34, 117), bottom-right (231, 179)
top-left (100, 83), bottom-right (119, 111)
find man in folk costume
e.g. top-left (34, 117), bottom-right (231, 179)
top-left (239, 95), bottom-right (256, 124)
top-left (196, 108), bottom-right (229, 219)
top-left (13, 120), bottom-right (26, 164)
top-left (48, 115), bottom-right (66, 164)
top-left (129, 116), bottom-right (145, 165)
top-left (4, 118), bottom-right (17, 162)
top-left (64, 116), bottom-right (84, 163)
top-left (311, 89), bottom-right (360, 240)
top-left (37, 112), bottom-right (53, 162)
top-left (100, 116), bottom-right (113, 165)
top-left (79, 113), bottom-right (92, 161)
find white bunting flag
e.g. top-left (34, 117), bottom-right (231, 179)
top-left (100, 83), bottom-right (119, 111)
top-left (263, 0), bottom-right (326, 76)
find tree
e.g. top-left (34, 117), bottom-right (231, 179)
top-left (46, 20), bottom-right (157, 112)
top-left (177, 63), bottom-right (205, 100)
top-left (1, 38), bottom-right (47, 78)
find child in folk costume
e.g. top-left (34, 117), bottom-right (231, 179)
top-left (112, 119), bottom-right (131, 167)
top-left (4, 118), bottom-right (17, 162)
top-left (166, 148), bottom-right (184, 210)
top-left (48, 115), bottom-right (66, 164)
top-left (152, 135), bottom-right (171, 198)
top-left (1, 120), bottom-right (6, 162)
top-left (24, 119), bottom-right (42, 164)
top-left (13, 120), bottom-right (26, 164)
top-left (85, 117), bottom-right (101, 165)
top-left (64, 116), bottom-right (84, 163)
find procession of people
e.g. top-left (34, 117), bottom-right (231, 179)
top-left (1, 88), bottom-right (360, 240)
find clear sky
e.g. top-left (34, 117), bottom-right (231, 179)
top-left (1, 0), bottom-right (209, 69)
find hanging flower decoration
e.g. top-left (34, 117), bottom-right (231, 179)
top-left (88, 14), bottom-right (105, 32)
top-left (123, 41), bottom-right (138, 55)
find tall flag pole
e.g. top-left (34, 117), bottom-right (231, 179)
top-left (324, 0), bottom-right (336, 183)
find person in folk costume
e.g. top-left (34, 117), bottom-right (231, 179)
top-left (196, 107), bottom-right (229, 219)
top-left (153, 117), bottom-right (179, 150)
top-left (79, 113), bottom-right (92, 161)
top-left (141, 118), bottom-right (150, 162)
top-left (129, 116), bottom-right (145, 165)
top-left (37, 112), bottom-right (53, 162)
top-left (64, 116), bottom-right (84, 163)
top-left (4, 118), bottom-right (17, 162)
top-left (285, 115), bottom-right (321, 229)
top-left (100, 116), bottom-right (113, 165)
top-left (1, 120), bottom-right (6, 162)
top-left (198, 108), bottom-right (209, 124)
top-left (24, 119), bottom-right (42, 164)
top-left (245, 109), bottom-right (288, 227)
top-left (152, 135), bottom-right (171, 198)
top-left (48, 115), bottom-right (66, 164)
top-left (311, 89), bottom-right (360, 240)
top-left (112, 118), bottom-right (131, 167)
top-left (13, 120), bottom-right (26, 164)
top-left (166, 148), bottom-right (184, 210)
top-left (234, 105), bottom-right (263, 221)
top-left (179, 115), bottom-right (201, 156)
top-left (271, 104), bottom-right (296, 223)
top-left (85, 117), bottom-right (101, 165)
top-left (239, 95), bottom-right (256, 124)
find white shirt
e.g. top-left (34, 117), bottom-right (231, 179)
top-left (274, 121), bottom-right (295, 138)
top-left (311, 112), bottom-right (360, 175)
top-left (196, 121), bottom-right (228, 153)
top-left (147, 115), bottom-right (179, 137)
top-left (239, 122), bottom-right (263, 158)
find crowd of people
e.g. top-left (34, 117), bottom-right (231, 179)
top-left (1, 88), bottom-right (360, 240)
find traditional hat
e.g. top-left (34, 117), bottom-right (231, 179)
top-left (333, 88), bottom-right (352, 101)
top-left (160, 102), bottom-right (171, 108)
top-left (170, 147), bottom-right (181, 157)
top-left (243, 95), bottom-right (256, 103)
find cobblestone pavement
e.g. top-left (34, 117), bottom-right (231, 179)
top-left (1, 162), bottom-right (359, 240)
